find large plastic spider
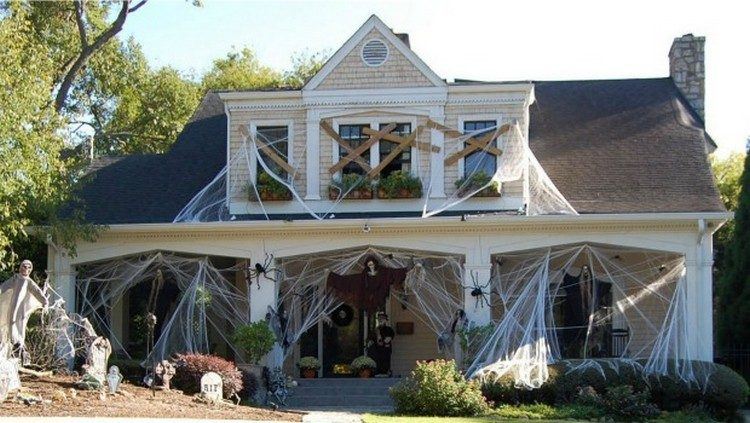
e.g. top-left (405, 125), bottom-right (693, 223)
top-left (245, 252), bottom-right (279, 289)
top-left (463, 270), bottom-right (491, 309)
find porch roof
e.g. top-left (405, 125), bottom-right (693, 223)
top-left (72, 78), bottom-right (724, 225)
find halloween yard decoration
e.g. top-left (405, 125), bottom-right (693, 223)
top-left (154, 360), bottom-right (176, 390)
top-left (76, 336), bottom-right (112, 389)
top-left (369, 312), bottom-right (395, 376)
top-left (326, 257), bottom-right (407, 313)
top-left (0, 260), bottom-right (47, 354)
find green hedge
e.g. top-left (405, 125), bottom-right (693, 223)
top-left (480, 359), bottom-right (749, 418)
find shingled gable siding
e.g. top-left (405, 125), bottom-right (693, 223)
top-left (443, 103), bottom-right (527, 197)
top-left (228, 109), bottom-right (307, 203)
top-left (316, 29), bottom-right (434, 90)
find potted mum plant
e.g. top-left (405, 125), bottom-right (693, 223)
top-left (297, 356), bottom-right (320, 378)
top-left (454, 171), bottom-right (501, 198)
top-left (351, 356), bottom-right (377, 378)
top-left (377, 170), bottom-right (423, 199)
top-left (248, 171), bottom-right (292, 201)
top-left (329, 173), bottom-right (374, 200)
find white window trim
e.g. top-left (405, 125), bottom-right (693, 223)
top-left (249, 119), bottom-right (295, 182)
top-left (331, 116), bottom-right (418, 181)
top-left (457, 114), bottom-right (503, 179)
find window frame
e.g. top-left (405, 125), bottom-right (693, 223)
top-left (331, 116), bottom-right (418, 181)
top-left (457, 115), bottom-right (503, 179)
top-left (249, 120), bottom-right (294, 183)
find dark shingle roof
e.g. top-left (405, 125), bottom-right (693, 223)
top-left (74, 79), bottom-right (724, 224)
top-left (530, 78), bottom-right (723, 214)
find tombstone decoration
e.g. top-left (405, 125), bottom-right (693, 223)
top-left (154, 360), bottom-right (176, 390)
top-left (106, 365), bottom-right (123, 394)
top-left (76, 336), bottom-right (111, 389)
top-left (0, 354), bottom-right (20, 393)
top-left (200, 372), bottom-right (223, 402)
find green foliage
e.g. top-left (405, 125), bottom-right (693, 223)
top-left (390, 359), bottom-right (488, 416)
top-left (716, 150), bottom-right (750, 348)
top-left (332, 173), bottom-right (372, 191)
top-left (489, 402), bottom-right (604, 420)
top-left (458, 323), bottom-right (495, 369)
top-left (480, 366), bottom-right (560, 406)
top-left (283, 50), bottom-right (328, 88)
top-left (248, 171), bottom-right (291, 199)
top-left (297, 356), bottom-right (321, 370)
top-left (231, 321), bottom-right (276, 365)
top-left (351, 355), bottom-right (377, 371)
top-left (596, 385), bottom-right (660, 421)
top-left (377, 170), bottom-right (423, 198)
top-left (454, 171), bottom-right (499, 192)
top-left (202, 47), bottom-right (283, 91)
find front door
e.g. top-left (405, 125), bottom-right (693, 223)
top-left (322, 303), bottom-right (365, 377)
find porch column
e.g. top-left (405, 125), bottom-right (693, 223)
top-left (464, 250), bottom-right (492, 326)
top-left (46, 244), bottom-right (76, 313)
top-left (684, 226), bottom-right (714, 361)
top-left (247, 250), bottom-right (282, 367)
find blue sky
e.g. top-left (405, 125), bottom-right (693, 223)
top-left (121, 0), bottom-right (749, 155)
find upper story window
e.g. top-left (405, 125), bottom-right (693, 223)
top-left (379, 122), bottom-right (412, 178)
top-left (338, 124), bottom-right (370, 176)
top-left (463, 120), bottom-right (496, 178)
top-left (256, 125), bottom-right (289, 179)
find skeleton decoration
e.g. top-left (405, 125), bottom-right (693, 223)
top-left (0, 260), bottom-right (48, 353)
top-left (154, 360), bottom-right (176, 390)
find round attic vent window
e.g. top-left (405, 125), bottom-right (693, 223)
top-left (361, 39), bottom-right (389, 67)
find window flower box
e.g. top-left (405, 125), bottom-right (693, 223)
top-left (376, 170), bottom-right (423, 199)
top-left (247, 172), bottom-right (292, 202)
top-left (455, 171), bottom-right (501, 198)
top-left (329, 174), bottom-right (374, 200)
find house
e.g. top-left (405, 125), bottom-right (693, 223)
top-left (47, 16), bottom-right (727, 385)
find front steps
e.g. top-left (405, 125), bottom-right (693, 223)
top-left (285, 377), bottom-right (398, 411)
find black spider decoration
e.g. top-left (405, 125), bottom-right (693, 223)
top-left (463, 270), bottom-right (491, 309)
top-left (245, 252), bottom-right (279, 289)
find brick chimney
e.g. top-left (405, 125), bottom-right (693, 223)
top-left (394, 32), bottom-right (410, 48)
top-left (669, 34), bottom-right (705, 120)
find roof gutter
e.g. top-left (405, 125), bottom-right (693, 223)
top-left (94, 212), bottom-right (732, 235)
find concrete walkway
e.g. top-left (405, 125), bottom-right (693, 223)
top-left (301, 410), bottom-right (363, 423)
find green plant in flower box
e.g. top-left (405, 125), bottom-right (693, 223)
top-left (377, 170), bottom-right (422, 198)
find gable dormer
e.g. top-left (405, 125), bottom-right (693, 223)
top-left (304, 15), bottom-right (445, 91)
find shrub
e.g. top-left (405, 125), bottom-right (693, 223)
top-left (332, 173), bottom-right (372, 191)
top-left (172, 353), bottom-right (243, 398)
top-left (598, 385), bottom-right (660, 421)
top-left (351, 355), bottom-right (376, 371)
top-left (454, 170), bottom-right (499, 195)
top-left (239, 369), bottom-right (258, 402)
top-left (700, 362), bottom-right (750, 417)
top-left (490, 403), bottom-right (604, 420)
top-left (481, 366), bottom-right (559, 406)
top-left (390, 359), bottom-right (488, 416)
top-left (297, 356), bottom-right (320, 370)
top-left (232, 321), bottom-right (276, 365)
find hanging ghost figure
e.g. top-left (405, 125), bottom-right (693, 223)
top-left (0, 260), bottom-right (47, 355)
top-left (326, 256), bottom-right (407, 313)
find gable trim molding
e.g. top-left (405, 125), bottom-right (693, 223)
top-left (303, 15), bottom-right (446, 91)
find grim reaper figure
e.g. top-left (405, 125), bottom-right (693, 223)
top-left (326, 256), bottom-right (407, 313)
top-left (0, 260), bottom-right (47, 356)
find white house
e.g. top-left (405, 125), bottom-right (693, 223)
top-left (48, 16), bottom-right (727, 384)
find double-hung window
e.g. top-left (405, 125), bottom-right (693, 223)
top-left (463, 120), bottom-right (497, 178)
top-left (338, 124), bottom-right (371, 176)
top-left (378, 122), bottom-right (412, 178)
top-left (256, 126), bottom-right (289, 180)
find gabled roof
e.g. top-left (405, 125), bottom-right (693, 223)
top-left (72, 78), bottom-right (724, 225)
top-left (303, 15), bottom-right (446, 90)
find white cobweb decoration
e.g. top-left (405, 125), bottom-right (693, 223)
top-left (173, 115), bottom-right (576, 223)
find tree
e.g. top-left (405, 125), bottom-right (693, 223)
top-left (711, 152), bottom-right (746, 277)
top-left (716, 144), bottom-right (750, 347)
top-left (201, 47), bottom-right (283, 91)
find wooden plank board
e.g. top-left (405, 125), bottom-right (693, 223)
top-left (443, 124), bottom-right (510, 166)
top-left (319, 120), bottom-right (372, 173)
top-left (366, 127), bottom-right (440, 153)
top-left (238, 125), bottom-right (295, 175)
top-left (366, 131), bottom-right (417, 178)
top-left (329, 122), bottom-right (397, 174)
top-left (423, 119), bottom-right (463, 139)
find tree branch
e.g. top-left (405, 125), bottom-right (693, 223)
top-left (74, 0), bottom-right (88, 48)
top-left (54, 0), bottom-right (140, 113)
top-left (128, 0), bottom-right (149, 13)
